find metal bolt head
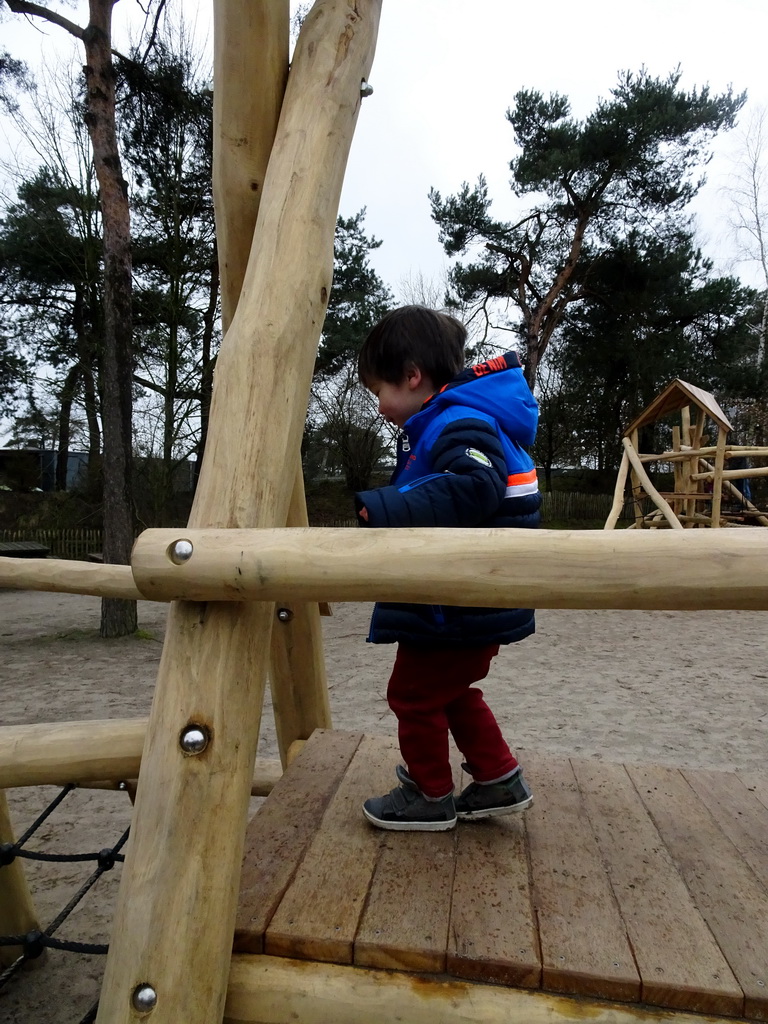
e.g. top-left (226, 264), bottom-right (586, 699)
top-left (360, 79), bottom-right (373, 98)
top-left (131, 984), bottom-right (157, 1013)
top-left (277, 607), bottom-right (294, 623)
top-left (180, 725), bottom-right (209, 755)
top-left (168, 539), bottom-right (194, 564)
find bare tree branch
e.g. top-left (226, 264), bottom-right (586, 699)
top-left (5, 0), bottom-right (85, 41)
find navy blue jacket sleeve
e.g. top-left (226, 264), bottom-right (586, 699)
top-left (356, 417), bottom-right (507, 528)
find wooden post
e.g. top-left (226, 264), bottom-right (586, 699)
top-left (603, 449), bottom-right (630, 529)
top-left (213, 1), bottom-right (288, 331)
top-left (672, 424), bottom-right (682, 521)
top-left (96, 4), bottom-right (381, 1023)
top-left (628, 429), bottom-right (645, 527)
top-left (269, 473), bottom-right (332, 766)
top-left (622, 438), bottom-right (683, 530)
top-left (0, 791), bottom-right (39, 967)
top-left (710, 427), bottom-right (727, 528)
top-left (213, 0), bottom-right (331, 766)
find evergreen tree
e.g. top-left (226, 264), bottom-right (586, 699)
top-left (536, 227), bottom-right (756, 472)
top-left (0, 165), bottom-right (103, 487)
top-left (430, 68), bottom-right (745, 386)
top-left (308, 209), bottom-right (394, 489)
top-left (119, 38), bottom-right (218, 522)
top-left (315, 209), bottom-right (393, 378)
top-left (0, 50), bottom-right (30, 112)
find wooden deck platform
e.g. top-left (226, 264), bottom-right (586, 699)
top-left (235, 730), bottom-right (768, 1023)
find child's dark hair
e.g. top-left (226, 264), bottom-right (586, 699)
top-left (358, 305), bottom-right (466, 389)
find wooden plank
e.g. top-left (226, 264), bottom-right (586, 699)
top-left (234, 730), bottom-right (362, 952)
top-left (353, 827), bottom-right (455, 972)
top-left (447, 808), bottom-right (540, 988)
top-left (522, 751), bottom-right (640, 1002)
top-left (738, 771), bottom-right (768, 813)
top-left (354, 739), bottom-right (458, 973)
top-left (225, 953), bottom-right (754, 1024)
top-left (265, 734), bottom-right (394, 964)
top-left (683, 768), bottom-right (768, 890)
top-left (572, 759), bottom-right (743, 1017)
top-left (628, 764), bottom-right (768, 1021)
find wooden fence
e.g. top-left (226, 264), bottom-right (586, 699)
top-left (0, 496), bottom-right (636, 554)
top-left (541, 491), bottom-right (618, 522)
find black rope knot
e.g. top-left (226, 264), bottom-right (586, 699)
top-left (23, 930), bottom-right (45, 960)
top-left (0, 842), bottom-right (16, 867)
top-left (97, 847), bottom-right (116, 870)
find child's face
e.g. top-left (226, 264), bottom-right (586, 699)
top-left (369, 367), bottom-right (435, 429)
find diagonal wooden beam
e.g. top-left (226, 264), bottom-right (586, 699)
top-left (95, 4), bottom-right (381, 1022)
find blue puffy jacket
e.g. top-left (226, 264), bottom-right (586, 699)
top-left (355, 352), bottom-right (541, 647)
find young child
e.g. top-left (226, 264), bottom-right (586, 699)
top-left (355, 305), bottom-right (541, 832)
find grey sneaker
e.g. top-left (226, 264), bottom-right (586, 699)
top-left (455, 764), bottom-right (533, 820)
top-left (362, 765), bottom-right (457, 831)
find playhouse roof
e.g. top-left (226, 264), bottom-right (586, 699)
top-left (623, 379), bottom-right (733, 436)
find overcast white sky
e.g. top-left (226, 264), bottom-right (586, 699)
top-left (2, 0), bottom-right (768, 297)
top-left (340, 0), bottom-right (768, 294)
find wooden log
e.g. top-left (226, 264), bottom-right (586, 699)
top-left (223, 954), bottom-right (744, 1024)
top-left (622, 437), bottom-right (683, 530)
top-left (699, 457), bottom-right (768, 527)
top-left (710, 428), bottom-right (727, 528)
top-left (628, 429), bottom-right (645, 528)
top-left (211, 0), bottom-right (330, 769)
top-left (640, 445), bottom-right (768, 462)
top-left (0, 718), bottom-right (283, 794)
top-left (656, 492), bottom-right (712, 502)
top-left (671, 425), bottom-right (682, 517)
top-left (213, 0), bottom-right (288, 330)
top-left (0, 556), bottom-right (141, 599)
top-left (0, 718), bottom-right (146, 788)
top-left (95, 5), bottom-right (382, 1024)
top-left (286, 739), bottom-right (307, 766)
top-left (129, 524), bottom-right (768, 610)
top-left (269, 472), bottom-right (332, 769)
top-left (7, 524), bottom-right (768, 609)
top-left (603, 449), bottom-right (630, 529)
top-left (0, 791), bottom-right (40, 967)
top-left (692, 465), bottom-right (768, 481)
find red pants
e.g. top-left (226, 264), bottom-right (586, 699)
top-left (387, 643), bottom-right (518, 798)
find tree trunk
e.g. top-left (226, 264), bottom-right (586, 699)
top-left (56, 363), bottom-right (79, 491)
top-left (195, 253), bottom-right (219, 485)
top-left (82, 0), bottom-right (136, 636)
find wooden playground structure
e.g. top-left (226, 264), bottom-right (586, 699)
top-left (605, 379), bottom-right (768, 530)
top-left (1, 3), bottom-right (768, 1023)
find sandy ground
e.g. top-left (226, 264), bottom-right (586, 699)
top-left (1, 589), bottom-right (767, 1022)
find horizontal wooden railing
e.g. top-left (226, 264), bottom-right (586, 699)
top-left (3, 526), bottom-right (768, 610)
